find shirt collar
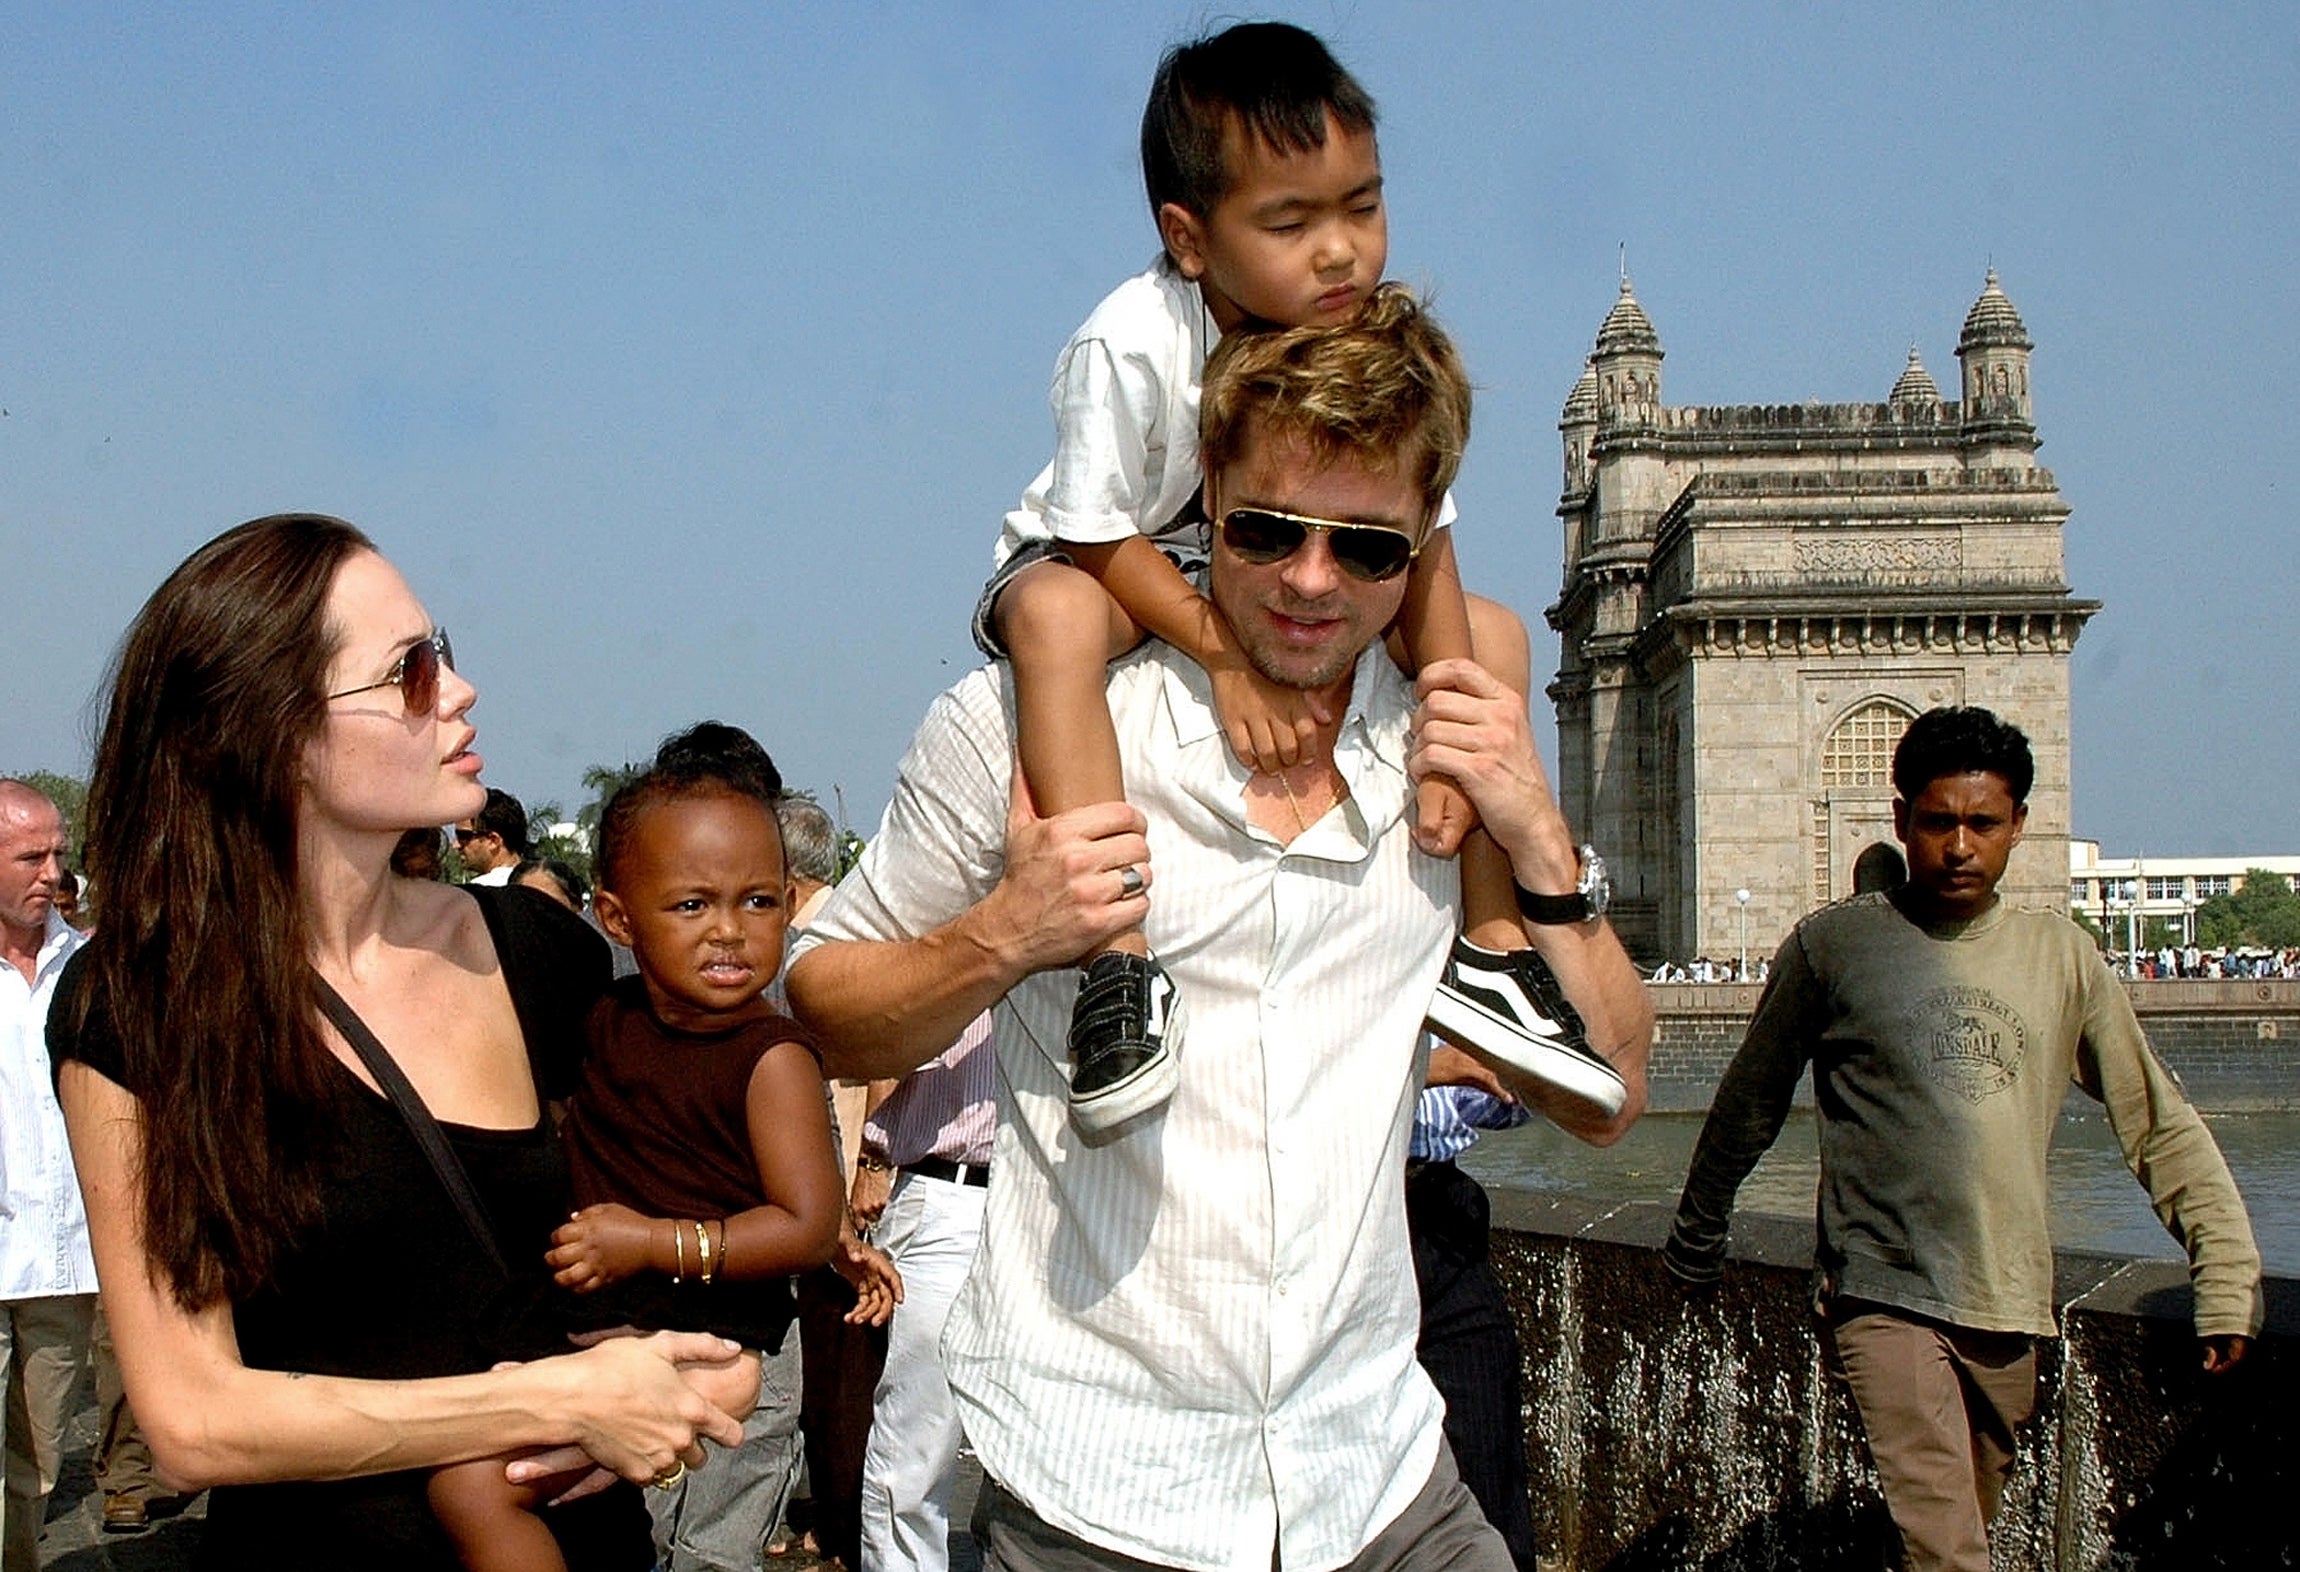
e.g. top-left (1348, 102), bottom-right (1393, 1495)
top-left (1153, 645), bottom-right (1416, 849)
top-left (9, 910), bottom-right (81, 991)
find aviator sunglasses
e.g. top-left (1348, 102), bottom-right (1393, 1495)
top-left (1219, 508), bottom-right (1420, 582)
top-left (327, 628), bottom-right (455, 716)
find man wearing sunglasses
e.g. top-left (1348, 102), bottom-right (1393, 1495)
top-left (453, 788), bottom-right (530, 888)
top-left (789, 293), bottom-right (1651, 1572)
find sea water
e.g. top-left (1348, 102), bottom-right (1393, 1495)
top-left (1463, 1104), bottom-right (2300, 1274)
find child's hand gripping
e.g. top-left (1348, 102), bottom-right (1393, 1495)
top-left (1415, 773), bottom-right (1480, 859)
top-left (1208, 658), bottom-right (1333, 776)
top-left (548, 1203), bottom-right (658, 1292)
top-left (831, 1225), bottom-right (905, 1327)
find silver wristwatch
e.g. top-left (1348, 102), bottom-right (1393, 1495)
top-left (1513, 845), bottom-right (1610, 925)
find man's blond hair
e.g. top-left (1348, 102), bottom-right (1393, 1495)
top-left (1199, 283), bottom-right (1470, 524)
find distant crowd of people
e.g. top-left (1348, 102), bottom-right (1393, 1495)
top-left (2115, 945), bottom-right (2300, 980)
top-left (1648, 956), bottom-right (1772, 984)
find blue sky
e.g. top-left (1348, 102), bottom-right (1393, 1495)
top-left (6, 4), bottom-right (2295, 854)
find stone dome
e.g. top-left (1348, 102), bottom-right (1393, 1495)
top-left (1562, 359), bottom-right (1599, 423)
top-left (1958, 269), bottom-right (2032, 352)
top-left (1889, 346), bottom-right (1941, 406)
top-left (1594, 277), bottom-right (1662, 357)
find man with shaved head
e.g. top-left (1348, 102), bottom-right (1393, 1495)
top-left (0, 780), bottom-right (97, 1572)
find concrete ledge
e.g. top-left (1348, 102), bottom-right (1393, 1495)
top-left (1488, 1199), bottom-right (2297, 1569)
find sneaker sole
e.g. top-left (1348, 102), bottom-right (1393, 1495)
top-left (1069, 985), bottom-right (1187, 1133)
top-left (1424, 989), bottom-right (1628, 1119)
top-left (1069, 1041), bottom-right (1181, 1133)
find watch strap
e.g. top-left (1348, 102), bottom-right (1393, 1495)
top-left (1514, 881), bottom-right (1592, 926)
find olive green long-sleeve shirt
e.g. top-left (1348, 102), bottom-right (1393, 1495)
top-left (1670, 892), bottom-right (2262, 1339)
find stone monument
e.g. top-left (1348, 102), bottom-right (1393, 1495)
top-left (1547, 271), bottom-right (2097, 965)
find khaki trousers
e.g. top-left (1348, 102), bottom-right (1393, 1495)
top-left (1, 1293), bottom-right (96, 1572)
top-left (1821, 1301), bottom-right (2037, 1572)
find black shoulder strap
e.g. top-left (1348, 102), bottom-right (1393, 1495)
top-left (311, 973), bottom-right (512, 1281)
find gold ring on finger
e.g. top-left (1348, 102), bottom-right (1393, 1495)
top-left (650, 1461), bottom-right (686, 1490)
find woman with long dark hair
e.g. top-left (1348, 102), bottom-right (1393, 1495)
top-left (49, 515), bottom-right (750, 1570)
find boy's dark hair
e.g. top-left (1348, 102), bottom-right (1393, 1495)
top-left (1890, 706), bottom-right (2035, 805)
top-left (1141, 22), bottom-right (1376, 225)
top-left (475, 787), bottom-right (531, 856)
top-left (596, 721), bottom-right (785, 892)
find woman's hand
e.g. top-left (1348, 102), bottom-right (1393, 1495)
top-left (506, 1331), bottom-right (750, 1494)
top-left (547, 1203), bottom-right (659, 1291)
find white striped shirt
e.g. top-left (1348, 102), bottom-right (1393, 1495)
top-left (1, 912), bottom-right (96, 1300)
top-left (797, 648), bottom-right (1455, 1572)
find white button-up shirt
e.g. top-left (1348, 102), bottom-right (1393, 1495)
top-left (0, 911), bottom-right (96, 1300)
top-left (798, 648), bottom-right (1456, 1572)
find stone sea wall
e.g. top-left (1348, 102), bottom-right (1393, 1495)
top-left (1492, 1193), bottom-right (2297, 1570)
top-left (1646, 979), bottom-right (2300, 1112)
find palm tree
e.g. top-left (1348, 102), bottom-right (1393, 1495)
top-left (576, 761), bottom-right (645, 844)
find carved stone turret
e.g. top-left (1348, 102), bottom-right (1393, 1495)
top-left (1560, 359), bottom-right (1598, 502)
top-left (1889, 346), bottom-right (1941, 408)
top-left (1957, 269), bottom-right (2037, 464)
top-left (1591, 276), bottom-right (1663, 425)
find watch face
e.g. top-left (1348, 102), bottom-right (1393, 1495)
top-left (1580, 847), bottom-right (1611, 917)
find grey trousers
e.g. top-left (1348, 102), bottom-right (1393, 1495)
top-left (646, 1328), bottom-right (806, 1572)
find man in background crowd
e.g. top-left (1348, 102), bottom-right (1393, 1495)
top-left (454, 787), bottom-right (529, 885)
top-left (853, 1011), bottom-right (994, 1572)
top-left (0, 780), bottom-right (97, 1572)
top-left (1667, 707), bottom-right (2261, 1572)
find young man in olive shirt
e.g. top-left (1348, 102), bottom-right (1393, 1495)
top-left (1666, 706), bottom-right (2261, 1572)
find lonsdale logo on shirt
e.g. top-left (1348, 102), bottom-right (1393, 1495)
top-left (1907, 985), bottom-right (2028, 1102)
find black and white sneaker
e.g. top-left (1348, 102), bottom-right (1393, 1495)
top-left (1425, 939), bottom-right (1628, 1119)
top-left (1067, 951), bottom-right (1186, 1132)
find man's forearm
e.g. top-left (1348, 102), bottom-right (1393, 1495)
top-left (789, 917), bottom-right (1023, 1082)
top-left (1665, 972), bottom-right (1812, 1280)
top-left (1518, 913), bottom-right (1653, 1145)
top-left (1406, 653), bottom-right (1655, 1142)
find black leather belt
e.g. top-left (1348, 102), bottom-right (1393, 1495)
top-left (904, 1156), bottom-right (990, 1188)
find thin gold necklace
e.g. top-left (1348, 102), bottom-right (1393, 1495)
top-left (1276, 762), bottom-right (1345, 834)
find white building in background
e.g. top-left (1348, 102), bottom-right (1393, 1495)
top-left (2068, 842), bottom-right (2300, 946)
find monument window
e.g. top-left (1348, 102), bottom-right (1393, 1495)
top-left (2071, 881), bottom-right (2091, 906)
top-left (2146, 877), bottom-right (2184, 901)
top-left (1820, 702), bottom-right (1911, 788)
top-left (1813, 702), bottom-right (1913, 903)
top-left (2198, 875), bottom-right (2234, 898)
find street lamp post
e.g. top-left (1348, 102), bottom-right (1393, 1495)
top-left (1735, 888), bottom-right (1751, 982)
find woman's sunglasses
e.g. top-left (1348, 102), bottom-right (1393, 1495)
top-left (1219, 508), bottom-right (1420, 583)
top-left (328, 628), bottom-right (455, 717)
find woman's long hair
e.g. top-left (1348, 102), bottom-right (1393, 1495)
top-left (64, 514), bottom-right (373, 1309)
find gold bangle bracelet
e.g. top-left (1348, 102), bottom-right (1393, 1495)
top-left (695, 1219), bottom-right (714, 1284)
top-left (672, 1219), bottom-right (687, 1283)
